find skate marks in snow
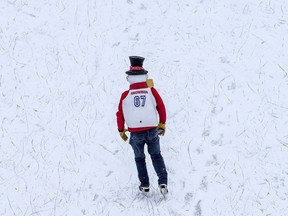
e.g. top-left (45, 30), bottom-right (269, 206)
top-left (102, 183), bottom-right (199, 216)
top-left (187, 56), bottom-right (288, 214)
top-left (194, 200), bottom-right (202, 216)
top-left (1, 0), bottom-right (288, 215)
top-left (116, 189), bottom-right (170, 216)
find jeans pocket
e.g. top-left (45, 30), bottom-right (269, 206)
top-left (149, 129), bottom-right (159, 143)
top-left (129, 134), bottom-right (136, 145)
top-left (130, 132), bottom-right (146, 145)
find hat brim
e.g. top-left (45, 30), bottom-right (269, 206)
top-left (126, 70), bottom-right (148, 75)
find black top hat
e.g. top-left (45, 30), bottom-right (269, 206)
top-left (126, 56), bottom-right (148, 75)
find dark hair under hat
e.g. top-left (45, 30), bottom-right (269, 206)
top-left (126, 56), bottom-right (148, 75)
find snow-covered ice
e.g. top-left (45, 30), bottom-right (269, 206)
top-left (1, 0), bottom-right (288, 215)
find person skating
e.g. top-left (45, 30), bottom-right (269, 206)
top-left (116, 56), bottom-right (168, 195)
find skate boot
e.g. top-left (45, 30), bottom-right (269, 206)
top-left (159, 184), bottom-right (168, 196)
top-left (139, 186), bottom-right (150, 193)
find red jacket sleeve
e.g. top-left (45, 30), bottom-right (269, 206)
top-left (151, 87), bottom-right (166, 123)
top-left (116, 90), bottom-right (129, 131)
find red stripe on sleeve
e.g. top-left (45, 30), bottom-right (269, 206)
top-left (151, 87), bottom-right (166, 123)
top-left (116, 90), bottom-right (129, 131)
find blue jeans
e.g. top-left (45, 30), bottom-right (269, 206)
top-left (129, 128), bottom-right (168, 187)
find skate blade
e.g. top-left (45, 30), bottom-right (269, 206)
top-left (159, 185), bottom-right (168, 198)
top-left (160, 188), bottom-right (168, 195)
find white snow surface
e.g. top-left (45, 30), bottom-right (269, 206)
top-left (1, 0), bottom-right (288, 215)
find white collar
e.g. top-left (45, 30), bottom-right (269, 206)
top-left (127, 74), bottom-right (148, 84)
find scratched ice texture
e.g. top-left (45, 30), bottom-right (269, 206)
top-left (1, 0), bottom-right (288, 215)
